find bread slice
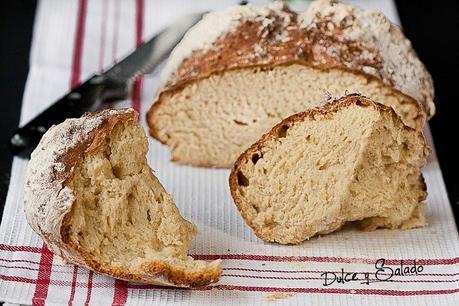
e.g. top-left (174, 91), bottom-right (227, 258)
top-left (24, 109), bottom-right (221, 287)
top-left (229, 95), bottom-right (430, 244)
top-left (147, 0), bottom-right (434, 168)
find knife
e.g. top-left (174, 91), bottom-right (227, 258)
top-left (9, 12), bottom-right (204, 159)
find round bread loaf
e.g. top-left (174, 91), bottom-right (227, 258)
top-left (147, 0), bottom-right (434, 168)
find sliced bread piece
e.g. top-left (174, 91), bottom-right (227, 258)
top-left (24, 109), bottom-right (221, 287)
top-left (229, 95), bottom-right (430, 244)
top-left (147, 0), bottom-right (434, 167)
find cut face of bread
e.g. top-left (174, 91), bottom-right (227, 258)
top-left (24, 109), bottom-right (221, 287)
top-left (229, 95), bottom-right (429, 244)
top-left (147, 1), bottom-right (434, 168)
top-left (150, 65), bottom-right (423, 168)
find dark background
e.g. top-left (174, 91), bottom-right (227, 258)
top-left (0, 0), bottom-right (458, 225)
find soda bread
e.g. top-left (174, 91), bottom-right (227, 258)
top-left (147, 0), bottom-right (434, 167)
top-left (229, 95), bottom-right (430, 244)
top-left (24, 109), bottom-right (221, 287)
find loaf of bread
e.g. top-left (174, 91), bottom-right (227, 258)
top-left (24, 109), bottom-right (221, 287)
top-left (147, 0), bottom-right (434, 168)
top-left (229, 95), bottom-right (430, 244)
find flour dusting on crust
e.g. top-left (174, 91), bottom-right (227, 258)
top-left (160, 1), bottom-right (290, 83)
top-left (299, 0), bottom-right (435, 117)
top-left (156, 0), bottom-right (434, 120)
top-left (24, 108), bottom-right (134, 254)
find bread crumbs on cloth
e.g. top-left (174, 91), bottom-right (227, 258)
top-left (264, 292), bottom-right (295, 301)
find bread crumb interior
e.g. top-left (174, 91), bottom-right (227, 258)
top-left (152, 64), bottom-right (422, 167)
top-left (234, 103), bottom-right (427, 244)
top-left (64, 120), bottom-right (208, 271)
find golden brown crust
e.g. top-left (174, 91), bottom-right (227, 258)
top-left (148, 1), bottom-right (434, 142)
top-left (63, 240), bottom-right (221, 287)
top-left (229, 94), bottom-right (430, 242)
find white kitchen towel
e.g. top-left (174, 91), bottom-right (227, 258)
top-left (1, 0), bottom-right (458, 305)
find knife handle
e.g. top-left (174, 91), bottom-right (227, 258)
top-left (10, 75), bottom-right (108, 159)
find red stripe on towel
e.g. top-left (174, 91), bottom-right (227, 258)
top-left (125, 283), bottom-right (459, 296)
top-left (2, 273), bottom-right (458, 296)
top-left (112, 279), bottom-right (128, 305)
top-left (70, 0), bottom-right (88, 88)
top-left (0, 243), bottom-right (41, 253)
top-left (84, 270), bottom-right (94, 305)
top-left (68, 265), bottom-right (79, 306)
top-left (31, 245), bottom-right (54, 306)
top-left (192, 254), bottom-right (459, 266)
top-left (1, 244), bottom-right (457, 266)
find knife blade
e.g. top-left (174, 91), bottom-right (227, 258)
top-left (10, 12), bottom-right (204, 159)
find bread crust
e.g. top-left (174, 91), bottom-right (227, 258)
top-left (148, 0), bottom-right (434, 142)
top-left (24, 108), bottom-right (221, 287)
top-left (229, 94), bottom-right (430, 243)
